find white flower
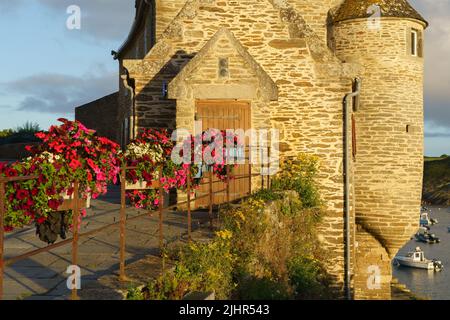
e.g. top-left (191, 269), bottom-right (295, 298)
top-left (125, 143), bottom-right (164, 162)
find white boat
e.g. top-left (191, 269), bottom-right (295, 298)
top-left (394, 247), bottom-right (443, 271)
top-left (420, 211), bottom-right (431, 226)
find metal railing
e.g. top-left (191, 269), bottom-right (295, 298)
top-left (0, 151), bottom-right (273, 300)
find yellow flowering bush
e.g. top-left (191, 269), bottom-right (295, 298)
top-left (271, 153), bottom-right (322, 209)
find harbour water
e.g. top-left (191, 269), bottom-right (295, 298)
top-left (393, 206), bottom-right (450, 300)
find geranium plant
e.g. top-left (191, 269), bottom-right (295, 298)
top-left (123, 128), bottom-right (239, 211)
top-left (0, 119), bottom-right (121, 242)
top-left (123, 129), bottom-right (199, 210)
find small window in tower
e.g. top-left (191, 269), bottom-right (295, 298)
top-left (411, 29), bottom-right (418, 57)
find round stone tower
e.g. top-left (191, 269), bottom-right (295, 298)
top-left (330, 0), bottom-right (428, 258)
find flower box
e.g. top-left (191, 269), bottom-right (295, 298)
top-left (56, 192), bottom-right (91, 211)
top-left (57, 198), bottom-right (89, 211)
top-left (122, 179), bottom-right (160, 191)
top-left (63, 193), bottom-right (91, 208)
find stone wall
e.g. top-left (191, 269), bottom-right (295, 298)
top-left (290, 0), bottom-right (344, 44)
top-left (354, 224), bottom-right (392, 300)
top-left (75, 92), bottom-right (120, 143)
top-left (122, 0), bottom-right (355, 292)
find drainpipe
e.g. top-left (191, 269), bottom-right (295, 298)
top-left (121, 68), bottom-right (136, 142)
top-left (343, 77), bottom-right (361, 300)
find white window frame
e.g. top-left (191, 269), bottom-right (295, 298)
top-left (411, 29), bottom-right (418, 57)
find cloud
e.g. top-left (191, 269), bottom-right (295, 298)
top-left (1, 70), bottom-right (117, 114)
top-left (36, 0), bottom-right (135, 42)
top-left (0, 1), bottom-right (25, 13)
top-left (0, 0), bottom-right (135, 42)
top-left (410, 0), bottom-right (450, 129)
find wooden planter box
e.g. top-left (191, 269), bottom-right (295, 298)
top-left (56, 193), bottom-right (91, 211)
top-left (57, 198), bottom-right (89, 211)
top-left (124, 180), bottom-right (160, 190)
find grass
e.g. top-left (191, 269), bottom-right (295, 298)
top-left (423, 156), bottom-right (450, 205)
top-left (424, 155), bottom-right (449, 162)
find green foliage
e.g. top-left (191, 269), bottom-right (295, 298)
top-left (270, 154), bottom-right (322, 208)
top-left (423, 156), bottom-right (450, 205)
top-left (0, 129), bottom-right (13, 138)
top-left (0, 122), bottom-right (41, 145)
top-left (251, 188), bottom-right (283, 202)
top-left (14, 121), bottom-right (41, 134)
top-left (288, 256), bottom-right (333, 299)
top-left (126, 287), bottom-right (145, 300)
top-left (132, 232), bottom-right (235, 300)
top-left (237, 276), bottom-right (290, 300)
top-left (127, 153), bottom-right (333, 300)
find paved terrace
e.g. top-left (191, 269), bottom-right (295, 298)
top-left (2, 186), bottom-right (213, 300)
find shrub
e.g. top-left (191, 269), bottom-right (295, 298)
top-left (133, 231), bottom-right (235, 300)
top-left (288, 256), bottom-right (333, 300)
top-left (128, 153), bottom-right (333, 300)
top-left (15, 121), bottom-right (41, 134)
top-left (271, 153), bottom-right (322, 208)
top-left (236, 276), bottom-right (291, 300)
top-left (0, 129), bottom-right (13, 139)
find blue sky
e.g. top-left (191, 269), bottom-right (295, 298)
top-left (0, 0), bottom-right (449, 156)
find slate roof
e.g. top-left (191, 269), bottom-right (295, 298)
top-left (332, 0), bottom-right (428, 27)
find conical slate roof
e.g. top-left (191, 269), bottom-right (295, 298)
top-left (332, 0), bottom-right (428, 27)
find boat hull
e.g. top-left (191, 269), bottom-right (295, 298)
top-left (395, 257), bottom-right (435, 270)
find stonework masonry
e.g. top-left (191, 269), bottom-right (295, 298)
top-left (77, 0), bottom-right (427, 299)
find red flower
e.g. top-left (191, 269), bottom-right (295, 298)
top-left (37, 217), bottom-right (46, 224)
top-left (69, 159), bottom-right (82, 170)
top-left (35, 132), bottom-right (47, 140)
top-left (48, 199), bottom-right (61, 211)
top-left (16, 189), bottom-right (29, 200)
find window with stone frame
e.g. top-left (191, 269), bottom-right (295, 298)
top-left (409, 28), bottom-right (423, 58)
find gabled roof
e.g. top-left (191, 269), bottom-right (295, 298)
top-left (168, 27), bottom-right (278, 101)
top-left (332, 0), bottom-right (428, 27)
top-left (113, 0), bottom-right (151, 60)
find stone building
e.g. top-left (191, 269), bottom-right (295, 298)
top-left (76, 0), bottom-right (427, 299)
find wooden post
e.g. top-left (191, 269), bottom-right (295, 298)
top-left (71, 181), bottom-right (80, 300)
top-left (187, 169), bottom-right (192, 241)
top-left (267, 146), bottom-right (271, 189)
top-left (158, 166), bottom-right (164, 250)
top-left (0, 179), bottom-right (5, 301)
top-left (226, 165), bottom-right (230, 204)
top-left (208, 170), bottom-right (213, 229)
top-left (119, 165), bottom-right (127, 281)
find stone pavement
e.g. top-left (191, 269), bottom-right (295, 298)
top-left (2, 186), bottom-right (212, 300)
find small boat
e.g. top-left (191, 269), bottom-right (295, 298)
top-left (394, 247), bottom-right (443, 271)
top-left (430, 217), bottom-right (439, 225)
top-left (415, 227), bottom-right (440, 244)
top-left (420, 212), bottom-right (431, 226)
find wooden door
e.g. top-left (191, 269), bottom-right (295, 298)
top-left (195, 100), bottom-right (251, 207)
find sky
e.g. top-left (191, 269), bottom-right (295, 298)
top-left (0, 0), bottom-right (449, 156)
